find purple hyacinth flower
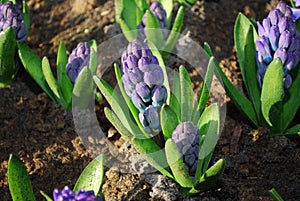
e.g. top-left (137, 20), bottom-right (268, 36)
top-left (0, 1), bottom-right (27, 42)
top-left (121, 39), bottom-right (167, 135)
top-left (172, 121), bottom-right (200, 175)
top-left (256, 1), bottom-right (300, 89)
top-left (294, 0), bottom-right (300, 7)
top-left (66, 42), bottom-right (90, 84)
top-left (53, 186), bottom-right (102, 201)
top-left (137, 1), bottom-right (168, 40)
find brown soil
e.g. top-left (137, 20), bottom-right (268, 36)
top-left (1, 0), bottom-right (300, 201)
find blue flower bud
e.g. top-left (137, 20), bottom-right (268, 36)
top-left (256, 1), bottom-right (300, 89)
top-left (53, 186), bottom-right (102, 201)
top-left (172, 121), bottom-right (200, 175)
top-left (121, 39), bottom-right (167, 135)
top-left (0, 2), bottom-right (26, 42)
top-left (66, 42), bottom-right (90, 84)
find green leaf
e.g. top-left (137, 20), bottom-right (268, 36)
top-left (213, 56), bottom-right (259, 126)
top-left (8, 155), bottom-right (36, 201)
top-left (118, 19), bottom-right (138, 42)
top-left (203, 42), bottom-right (213, 57)
top-left (165, 139), bottom-right (194, 188)
top-left (122, 0), bottom-right (138, 30)
top-left (192, 56), bottom-right (215, 124)
top-left (18, 43), bottom-right (57, 102)
top-left (179, 65), bottom-right (193, 122)
top-left (243, 26), bottom-right (262, 125)
top-left (73, 66), bottom-right (94, 109)
top-left (194, 158), bottom-right (225, 193)
top-left (261, 58), bottom-right (283, 130)
top-left (234, 13), bottom-right (258, 94)
top-left (115, 0), bottom-right (123, 22)
top-left (195, 103), bottom-right (220, 182)
top-left (94, 75), bottom-right (145, 138)
top-left (269, 188), bottom-right (284, 201)
top-left (22, 0), bottom-right (30, 37)
top-left (176, 0), bottom-right (196, 7)
top-left (73, 155), bottom-right (105, 195)
top-left (158, 0), bottom-right (173, 26)
top-left (160, 104), bottom-right (179, 140)
top-left (0, 27), bottom-right (17, 87)
top-left (89, 40), bottom-right (98, 75)
top-left (290, 0), bottom-right (296, 8)
top-left (286, 124), bottom-right (300, 135)
top-left (283, 65), bottom-right (300, 131)
top-left (169, 69), bottom-right (181, 117)
top-left (114, 64), bottom-right (149, 136)
top-left (105, 107), bottom-right (173, 179)
top-left (42, 57), bottom-right (60, 99)
top-left (145, 10), bottom-right (165, 49)
top-left (147, 40), bottom-right (171, 103)
top-left (40, 191), bottom-right (53, 201)
top-left (56, 41), bottom-right (73, 108)
top-left (163, 6), bottom-right (185, 59)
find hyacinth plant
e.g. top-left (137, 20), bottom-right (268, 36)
top-left (115, 0), bottom-right (192, 59)
top-left (211, 1), bottom-right (300, 136)
top-left (18, 40), bottom-right (98, 110)
top-left (94, 39), bottom-right (225, 195)
top-left (8, 154), bottom-right (105, 201)
top-left (0, 0), bottom-right (29, 87)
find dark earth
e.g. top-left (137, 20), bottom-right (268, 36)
top-left (1, 0), bottom-right (300, 200)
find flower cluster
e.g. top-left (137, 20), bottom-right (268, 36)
top-left (137, 1), bottom-right (168, 39)
top-left (256, 1), bottom-right (300, 89)
top-left (0, 1), bottom-right (26, 42)
top-left (172, 121), bottom-right (200, 175)
top-left (121, 39), bottom-right (167, 134)
top-left (53, 186), bottom-right (102, 201)
top-left (66, 42), bottom-right (91, 84)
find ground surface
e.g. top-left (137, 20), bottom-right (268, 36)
top-left (1, 0), bottom-right (300, 200)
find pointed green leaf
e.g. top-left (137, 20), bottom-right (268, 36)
top-left (145, 10), bottom-right (165, 49)
top-left (243, 26), bottom-right (262, 125)
top-left (73, 66), bottom-right (94, 109)
top-left (73, 155), bottom-right (105, 195)
top-left (56, 41), bottom-right (73, 107)
top-left (22, 0), bottom-right (30, 36)
top-left (118, 19), bottom-right (138, 42)
top-left (105, 107), bottom-right (173, 178)
top-left (283, 65), bottom-right (300, 131)
top-left (160, 104), bottom-right (179, 140)
top-left (194, 158), bottom-right (225, 192)
top-left (213, 56), bottom-right (259, 126)
top-left (158, 0), bottom-right (173, 26)
top-left (114, 64), bottom-right (149, 136)
top-left (261, 58), bottom-right (283, 129)
top-left (179, 65), bottom-right (194, 121)
top-left (89, 40), bottom-right (98, 75)
top-left (285, 124), bottom-right (300, 136)
top-left (192, 56), bottom-right (215, 124)
top-left (269, 188), bottom-right (284, 201)
top-left (0, 27), bottom-right (17, 87)
top-left (115, 0), bottom-right (123, 22)
top-left (94, 75), bottom-right (146, 138)
top-left (8, 155), bottom-right (36, 201)
top-left (122, 0), bottom-right (138, 29)
top-left (18, 43), bottom-right (57, 102)
top-left (40, 191), bottom-right (53, 201)
top-left (203, 42), bottom-right (213, 57)
top-left (165, 139), bottom-right (194, 188)
top-left (42, 57), bottom-right (60, 99)
top-left (169, 69), bottom-right (181, 117)
top-left (163, 6), bottom-right (185, 59)
top-left (194, 103), bottom-right (220, 183)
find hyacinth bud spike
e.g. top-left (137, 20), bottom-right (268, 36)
top-left (66, 42), bottom-right (91, 84)
top-left (269, 26), bottom-right (280, 51)
top-left (269, 10), bottom-right (280, 26)
top-left (256, 39), bottom-right (272, 63)
top-left (0, 2), bottom-right (26, 42)
top-left (172, 121), bottom-right (200, 175)
top-left (121, 39), bottom-right (167, 135)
